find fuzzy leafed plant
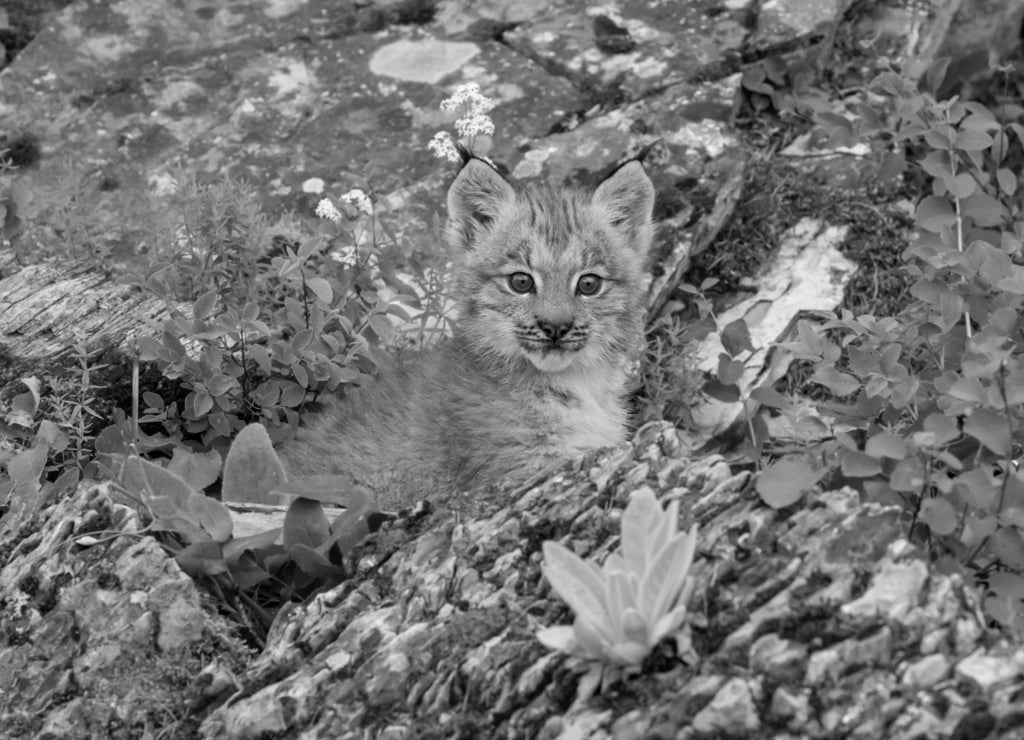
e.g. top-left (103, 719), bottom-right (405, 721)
top-left (538, 487), bottom-right (698, 667)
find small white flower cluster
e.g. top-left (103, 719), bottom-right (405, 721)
top-left (340, 188), bottom-right (373, 216)
top-left (315, 188), bottom-right (372, 222)
top-left (429, 82), bottom-right (497, 162)
top-left (315, 198), bottom-right (343, 222)
top-left (330, 245), bottom-right (358, 267)
top-left (427, 131), bottom-right (461, 163)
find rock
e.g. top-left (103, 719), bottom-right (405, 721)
top-left (0, 0), bottom-right (582, 235)
top-left (691, 676), bottom-right (761, 735)
top-left (806, 628), bottom-right (893, 685)
top-left (955, 651), bottom-right (1023, 695)
top-left (920, 628), bottom-right (950, 654)
top-left (678, 673), bottom-right (726, 708)
top-left (747, 0), bottom-right (848, 55)
top-left (955, 615), bottom-right (986, 656)
top-left (369, 38), bottom-right (481, 84)
top-left (901, 652), bottom-right (952, 689)
top-left (690, 218), bottom-right (858, 435)
top-left (749, 632), bottom-right (808, 682)
top-left (610, 709), bottom-right (652, 740)
top-left (841, 557), bottom-right (930, 622)
top-left (770, 686), bottom-right (811, 723)
top-left (0, 482), bottom-right (247, 735)
top-left (503, 0), bottom-right (748, 98)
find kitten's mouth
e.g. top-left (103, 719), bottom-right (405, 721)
top-left (520, 342), bottom-right (582, 372)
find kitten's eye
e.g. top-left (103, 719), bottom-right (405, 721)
top-left (508, 272), bottom-right (535, 294)
top-left (576, 274), bottom-right (603, 296)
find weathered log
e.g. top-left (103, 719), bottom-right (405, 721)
top-left (0, 254), bottom-right (172, 388)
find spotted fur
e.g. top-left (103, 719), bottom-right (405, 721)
top-left (277, 156), bottom-right (655, 508)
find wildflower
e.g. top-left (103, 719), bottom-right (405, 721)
top-left (340, 188), bottom-right (373, 216)
top-left (428, 131), bottom-right (461, 163)
top-left (440, 82), bottom-right (496, 119)
top-left (455, 112), bottom-right (494, 139)
top-left (315, 198), bottom-right (342, 222)
top-left (330, 245), bottom-right (357, 267)
top-left (430, 82), bottom-right (498, 161)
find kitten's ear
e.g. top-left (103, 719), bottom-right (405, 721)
top-left (446, 159), bottom-right (515, 250)
top-left (592, 161), bottom-right (655, 253)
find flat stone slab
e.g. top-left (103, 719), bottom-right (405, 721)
top-left (747, 0), bottom-right (849, 54)
top-left (0, 0), bottom-right (581, 229)
top-left (691, 218), bottom-right (857, 435)
top-left (503, 0), bottom-right (748, 98)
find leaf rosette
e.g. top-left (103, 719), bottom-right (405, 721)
top-left (538, 487), bottom-right (698, 666)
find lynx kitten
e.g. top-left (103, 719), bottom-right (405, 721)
top-left (278, 154), bottom-right (655, 508)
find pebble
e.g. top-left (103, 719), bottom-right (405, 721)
top-left (901, 653), bottom-right (951, 689)
top-left (919, 628), bottom-right (949, 655)
top-left (749, 632), bottom-right (808, 682)
top-left (841, 559), bottom-right (929, 622)
top-left (806, 628), bottom-right (892, 684)
top-left (770, 686), bottom-right (810, 723)
top-left (954, 651), bottom-right (1022, 694)
top-left (691, 677), bottom-right (761, 734)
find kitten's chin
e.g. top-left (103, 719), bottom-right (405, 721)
top-left (525, 350), bottom-right (578, 373)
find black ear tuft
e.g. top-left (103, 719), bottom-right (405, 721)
top-left (633, 139), bottom-right (662, 164)
top-left (455, 142), bottom-right (474, 167)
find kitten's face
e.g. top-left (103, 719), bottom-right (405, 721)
top-left (447, 160), bottom-right (655, 375)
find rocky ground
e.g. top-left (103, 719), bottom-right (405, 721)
top-left (2, 0), bottom-right (1024, 738)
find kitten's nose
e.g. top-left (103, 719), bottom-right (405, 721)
top-left (537, 318), bottom-right (574, 341)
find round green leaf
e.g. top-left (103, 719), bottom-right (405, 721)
top-left (840, 450), bottom-right (882, 478)
top-left (963, 407), bottom-right (1011, 457)
top-left (997, 168), bottom-right (1017, 196)
top-left (954, 129), bottom-right (994, 151)
top-left (306, 277), bottom-right (333, 304)
top-left (946, 172), bottom-right (976, 199)
top-left (990, 526), bottom-right (1024, 570)
top-left (720, 319), bottom-right (754, 357)
top-left (755, 460), bottom-right (819, 509)
top-left (962, 191), bottom-right (1005, 227)
top-left (283, 497), bottom-right (330, 550)
top-left (865, 432), bottom-right (908, 460)
top-left (919, 496), bottom-right (958, 536)
top-left (915, 196), bottom-right (956, 232)
top-left (717, 355), bottom-right (745, 386)
top-left (922, 413), bottom-right (959, 445)
top-left (811, 366), bottom-right (860, 397)
top-left (167, 447), bottom-right (222, 491)
top-left (889, 456), bottom-right (925, 493)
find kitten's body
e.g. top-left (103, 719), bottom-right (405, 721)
top-left (278, 155), bottom-right (655, 508)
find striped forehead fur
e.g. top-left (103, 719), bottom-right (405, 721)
top-left (494, 183), bottom-right (624, 271)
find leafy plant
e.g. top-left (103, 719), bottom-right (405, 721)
top-left (102, 422), bottom-right (382, 640)
top-left (756, 61), bottom-right (1024, 631)
top-left (638, 312), bottom-right (704, 427)
top-left (740, 54), bottom-right (818, 116)
top-left (0, 82), bottom-right (471, 637)
top-left (0, 378), bottom-right (79, 529)
top-left (538, 487), bottom-right (698, 667)
top-left (124, 168), bottom-right (442, 448)
top-left (44, 339), bottom-right (109, 473)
